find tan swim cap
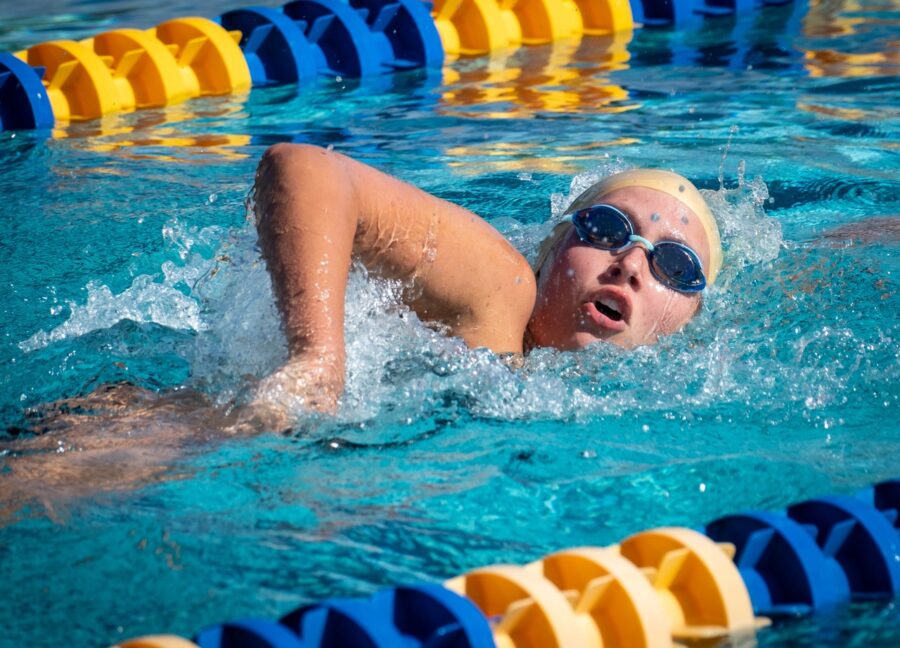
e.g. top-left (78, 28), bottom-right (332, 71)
top-left (535, 169), bottom-right (723, 286)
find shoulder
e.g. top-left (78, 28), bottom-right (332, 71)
top-left (457, 249), bottom-right (536, 354)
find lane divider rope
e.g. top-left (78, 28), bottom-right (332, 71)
top-left (112, 478), bottom-right (899, 647)
top-left (1, 0), bottom-right (796, 130)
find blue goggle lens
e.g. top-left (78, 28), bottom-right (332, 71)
top-left (573, 205), bottom-right (630, 248)
top-left (649, 242), bottom-right (705, 291)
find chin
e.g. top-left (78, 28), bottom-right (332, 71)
top-left (582, 331), bottom-right (641, 350)
top-left (571, 331), bottom-right (614, 350)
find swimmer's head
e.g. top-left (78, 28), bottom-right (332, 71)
top-left (528, 169), bottom-right (721, 350)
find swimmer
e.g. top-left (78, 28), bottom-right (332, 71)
top-left (250, 144), bottom-right (722, 420)
top-left (0, 145), bottom-right (722, 519)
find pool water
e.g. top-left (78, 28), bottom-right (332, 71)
top-left (1, 1), bottom-right (898, 646)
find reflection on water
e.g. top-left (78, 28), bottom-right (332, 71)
top-left (439, 33), bottom-right (637, 119)
top-left (801, 0), bottom-right (900, 76)
top-left (49, 99), bottom-right (252, 160)
top-left (442, 139), bottom-right (639, 173)
top-left (803, 47), bottom-right (900, 77)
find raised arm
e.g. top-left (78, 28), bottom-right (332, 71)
top-left (251, 144), bottom-right (536, 411)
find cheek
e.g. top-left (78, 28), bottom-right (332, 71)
top-left (555, 247), bottom-right (610, 287)
top-left (541, 253), bottom-right (579, 299)
top-left (645, 290), bottom-right (698, 334)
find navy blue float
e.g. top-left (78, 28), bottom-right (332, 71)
top-left (788, 495), bottom-right (900, 600)
top-left (284, 0), bottom-right (391, 76)
top-left (282, 0), bottom-right (443, 78)
top-left (863, 479), bottom-right (900, 528)
top-left (706, 511), bottom-right (851, 615)
top-left (196, 619), bottom-right (307, 647)
top-left (280, 584), bottom-right (495, 647)
top-left (347, 0), bottom-right (444, 70)
top-left (0, 53), bottom-right (54, 131)
top-left (219, 7), bottom-right (320, 86)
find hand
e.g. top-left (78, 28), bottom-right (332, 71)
top-left (227, 355), bottom-right (345, 434)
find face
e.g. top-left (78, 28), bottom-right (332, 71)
top-left (528, 186), bottom-right (711, 350)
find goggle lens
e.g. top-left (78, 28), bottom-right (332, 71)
top-left (573, 205), bottom-right (631, 248)
top-left (650, 242), bottom-right (705, 291)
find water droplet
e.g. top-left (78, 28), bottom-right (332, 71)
top-left (642, 424), bottom-right (650, 432)
top-left (699, 483), bottom-right (707, 493)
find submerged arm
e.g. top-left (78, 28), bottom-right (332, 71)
top-left (252, 144), bottom-right (535, 411)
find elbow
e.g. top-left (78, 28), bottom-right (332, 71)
top-left (256, 143), bottom-right (341, 194)
top-left (260, 142), bottom-right (330, 168)
top-left (254, 144), bottom-right (349, 235)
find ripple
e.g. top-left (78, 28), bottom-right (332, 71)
top-left (807, 76), bottom-right (900, 96)
top-left (767, 177), bottom-right (896, 209)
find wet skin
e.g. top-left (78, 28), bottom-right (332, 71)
top-left (527, 187), bottom-right (711, 350)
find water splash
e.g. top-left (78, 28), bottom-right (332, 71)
top-left (18, 217), bottom-right (222, 353)
top-left (18, 277), bottom-right (206, 353)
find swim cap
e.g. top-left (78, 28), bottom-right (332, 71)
top-left (535, 169), bottom-right (723, 286)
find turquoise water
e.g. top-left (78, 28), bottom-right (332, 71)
top-left (1, 1), bottom-right (898, 646)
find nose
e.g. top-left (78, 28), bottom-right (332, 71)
top-left (606, 245), bottom-right (646, 289)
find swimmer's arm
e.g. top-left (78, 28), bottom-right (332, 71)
top-left (254, 144), bottom-right (536, 385)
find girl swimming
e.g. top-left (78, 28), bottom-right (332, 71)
top-left (250, 143), bottom-right (722, 418)
top-left (0, 144), bottom-right (723, 517)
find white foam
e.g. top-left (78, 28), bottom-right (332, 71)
top-left (18, 217), bottom-right (223, 353)
top-left (18, 276), bottom-right (206, 353)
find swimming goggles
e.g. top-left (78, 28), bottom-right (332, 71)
top-left (570, 204), bottom-right (707, 293)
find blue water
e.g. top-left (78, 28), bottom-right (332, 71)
top-left (1, 1), bottom-right (898, 646)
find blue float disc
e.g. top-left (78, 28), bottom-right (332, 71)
top-left (789, 495), bottom-right (900, 600)
top-left (0, 53), bottom-right (54, 131)
top-left (219, 7), bottom-right (319, 86)
top-left (706, 511), bottom-right (851, 615)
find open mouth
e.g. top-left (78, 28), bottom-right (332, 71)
top-left (594, 298), bottom-right (623, 322)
